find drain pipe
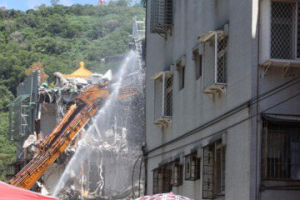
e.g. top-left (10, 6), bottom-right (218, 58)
top-left (255, 0), bottom-right (261, 200)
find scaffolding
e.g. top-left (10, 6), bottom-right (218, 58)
top-left (9, 95), bottom-right (35, 150)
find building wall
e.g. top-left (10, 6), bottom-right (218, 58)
top-left (146, 0), bottom-right (300, 199)
top-left (249, 0), bottom-right (300, 199)
top-left (40, 103), bottom-right (57, 137)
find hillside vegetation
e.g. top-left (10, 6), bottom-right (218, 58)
top-left (0, 1), bottom-right (145, 181)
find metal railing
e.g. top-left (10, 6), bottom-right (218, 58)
top-left (150, 0), bottom-right (173, 34)
top-left (270, 1), bottom-right (299, 60)
top-left (262, 122), bottom-right (300, 180)
top-left (154, 72), bottom-right (173, 122)
top-left (203, 33), bottom-right (228, 90)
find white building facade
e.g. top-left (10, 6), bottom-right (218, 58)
top-left (145, 0), bottom-right (300, 199)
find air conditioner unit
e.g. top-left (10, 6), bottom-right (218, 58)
top-left (153, 71), bottom-right (173, 129)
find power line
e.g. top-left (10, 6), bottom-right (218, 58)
top-left (146, 76), bottom-right (300, 155)
top-left (145, 83), bottom-right (300, 159)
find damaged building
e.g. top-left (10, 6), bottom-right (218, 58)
top-left (7, 58), bottom-right (146, 199)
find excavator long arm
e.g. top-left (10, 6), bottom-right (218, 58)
top-left (9, 84), bottom-right (113, 190)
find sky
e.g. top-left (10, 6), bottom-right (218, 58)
top-left (0, 0), bottom-right (121, 11)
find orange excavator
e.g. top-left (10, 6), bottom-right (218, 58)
top-left (9, 81), bottom-right (138, 190)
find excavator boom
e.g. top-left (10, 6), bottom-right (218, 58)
top-left (9, 84), bottom-right (110, 189)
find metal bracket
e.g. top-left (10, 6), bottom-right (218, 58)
top-left (263, 63), bottom-right (271, 76)
top-left (282, 62), bottom-right (291, 77)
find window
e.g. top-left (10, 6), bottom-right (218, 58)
top-left (201, 31), bottom-right (228, 92)
top-left (154, 71), bottom-right (173, 126)
top-left (153, 164), bottom-right (172, 194)
top-left (172, 159), bottom-right (183, 186)
top-left (185, 152), bottom-right (201, 181)
top-left (150, 0), bottom-right (173, 36)
top-left (176, 58), bottom-right (185, 90)
top-left (193, 50), bottom-right (202, 80)
top-left (203, 140), bottom-right (226, 199)
top-left (262, 121), bottom-right (300, 180)
top-left (270, 1), bottom-right (298, 60)
top-left (178, 65), bottom-right (185, 90)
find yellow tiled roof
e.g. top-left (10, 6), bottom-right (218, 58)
top-left (62, 62), bottom-right (93, 78)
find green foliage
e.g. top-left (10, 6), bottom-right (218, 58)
top-left (0, 86), bottom-right (14, 112)
top-left (0, 112), bottom-right (15, 181)
top-left (0, 2), bottom-right (144, 97)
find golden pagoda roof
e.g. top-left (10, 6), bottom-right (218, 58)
top-left (62, 62), bottom-right (93, 79)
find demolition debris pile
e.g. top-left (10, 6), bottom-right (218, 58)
top-left (53, 51), bottom-right (145, 200)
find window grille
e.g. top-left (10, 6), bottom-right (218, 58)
top-left (172, 159), bottom-right (183, 186)
top-left (262, 121), bottom-right (300, 180)
top-left (271, 1), bottom-right (298, 60)
top-left (153, 164), bottom-right (172, 194)
top-left (185, 152), bottom-right (201, 181)
top-left (203, 140), bottom-right (226, 199)
top-left (154, 72), bottom-right (173, 125)
top-left (150, 0), bottom-right (173, 35)
top-left (203, 32), bottom-right (228, 91)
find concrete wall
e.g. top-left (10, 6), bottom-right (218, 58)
top-left (146, 0), bottom-right (253, 199)
top-left (249, 1), bottom-right (300, 199)
top-left (40, 103), bottom-right (56, 137)
top-left (146, 0), bottom-right (300, 199)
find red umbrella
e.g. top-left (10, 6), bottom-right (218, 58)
top-left (135, 192), bottom-right (192, 200)
top-left (0, 181), bottom-right (59, 200)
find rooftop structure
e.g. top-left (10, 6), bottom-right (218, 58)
top-left (61, 62), bottom-right (94, 79)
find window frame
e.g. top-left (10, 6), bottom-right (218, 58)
top-left (172, 159), bottom-right (183, 187)
top-left (176, 57), bottom-right (186, 91)
top-left (193, 49), bottom-right (203, 80)
top-left (153, 71), bottom-right (173, 122)
top-left (261, 120), bottom-right (300, 182)
top-left (153, 163), bottom-right (173, 194)
top-left (202, 140), bottom-right (226, 199)
top-left (150, 0), bottom-right (173, 37)
top-left (185, 152), bottom-right (201, 181)
top-left (270, 0), bottom-right (298, 60)
top-left (200, 31), bottom-right (228, 91)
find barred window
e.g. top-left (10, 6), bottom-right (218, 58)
top-left (172, 159), bottom-right (183, 187)
top-left (185, 152), bottom-right (201, 181)
top-left (203, 32), bottom-right (228, 90)
top-left (153, 164), bottom-right (172, 194)
top-left (154, 72), bottom-right (173, 122)
top-left (203, 140), bottom-right (226, 199)
top-left (262, 121), bottom-right (300, 180)
top-left (270, 1), bottom-right (299, 60)
top-left (150, 0), bottom-right (173, 35)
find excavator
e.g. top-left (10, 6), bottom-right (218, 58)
top-left (9, 79), bottom-right (138, 190)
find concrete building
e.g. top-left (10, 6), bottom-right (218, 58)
top-left (145, 0), bottom-right (300, 199)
